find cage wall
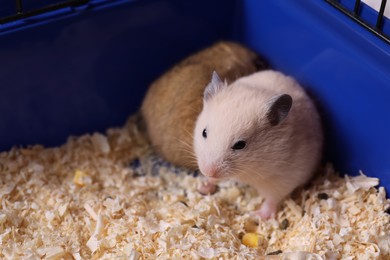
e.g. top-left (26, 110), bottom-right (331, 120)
top-left (0, 0), bottom-right (389, 191)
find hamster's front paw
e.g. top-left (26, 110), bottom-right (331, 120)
top-left (198, 181), bottom-right (218, 195)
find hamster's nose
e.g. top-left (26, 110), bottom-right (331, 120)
top-left (202, 164), bottom-right (220, 178)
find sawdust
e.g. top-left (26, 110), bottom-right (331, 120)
top-left (0, 115), bottom-right (389, 259)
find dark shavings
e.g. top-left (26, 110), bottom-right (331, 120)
top-left (317, 192), bottom-right (329, 200)
top-left (279, 219), bottom-right (289, 230)
top-left (267, 250), bottom-right (283, 255)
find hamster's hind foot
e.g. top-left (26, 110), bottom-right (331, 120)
top-left (252, 199), bottom-right (277, 220)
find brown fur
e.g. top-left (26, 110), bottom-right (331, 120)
top-left (141, 41), bottom-right (267, 169)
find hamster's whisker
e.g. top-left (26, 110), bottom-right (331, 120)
top-left (180, 127), bottom-right (201, 148)
top-left (177, 154), bottom-right (198, 165)
top-left (239, 156), bottom-right (297, 167)
top-left (179, 127), bottom-right (202, 149)
top-left (176, 139), bottom-right (196, 156)
top-left (176, 151), bottom-right (197, 163)
top-left (174, 139), bottom-right (198, 163)
top-left (226, 166), bottom-right (248, 177)
top-left (176, 138), bottom-right (193, 151)
top-left (229, 165), bottom-right (263, 183)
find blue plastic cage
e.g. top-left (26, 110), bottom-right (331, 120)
top-left (0, 0), bottom-right (389, 191)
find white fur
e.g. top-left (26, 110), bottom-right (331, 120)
top-left (194, 70), bottom-right (323, 219)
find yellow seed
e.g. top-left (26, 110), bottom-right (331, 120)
top-left (242, 233), bottom-right (259, 248)
top-left (73, 170), bottom-right (88, 187)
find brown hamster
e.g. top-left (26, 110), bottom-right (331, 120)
top-left (141, 41), bottom-right (268, 169)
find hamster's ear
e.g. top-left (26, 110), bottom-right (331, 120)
top-left (204, 71), bottom-right (224, 102)
top-left (266, 94), bottom-right (293, 126)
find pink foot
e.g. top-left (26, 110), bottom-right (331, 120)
top-left (198, 180), bottom-right (218, 195)
top-left (252, 199), bottom-right (277, 220)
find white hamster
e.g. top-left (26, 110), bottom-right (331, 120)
top-left (194, 70), bottom-right (323, 219)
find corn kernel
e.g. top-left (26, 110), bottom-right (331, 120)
top-left (73, 170), bottom-right (88, 187)
top-left (242, 232), bottom-right (260, 248)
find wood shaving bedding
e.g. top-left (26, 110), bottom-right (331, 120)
top-left (0, 115), bottom-right (389, 259)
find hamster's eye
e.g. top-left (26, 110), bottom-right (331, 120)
top-left (202, 128), bottom-right (207, 139)
top-left (232, 140), bottom-right (246, 150)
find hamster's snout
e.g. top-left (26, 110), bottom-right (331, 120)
top-left (200, 163), bottom-right (221, 179)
